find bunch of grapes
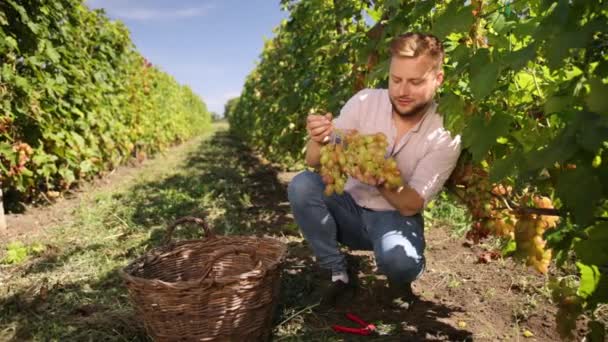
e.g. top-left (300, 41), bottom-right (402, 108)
top-left (449, 161), bottom-right (561, 274)
top-left (450, 163), bottom-right (517, 243)
top-left (0, 116), bottom-right (12, 134)
top-left (319, 143), bottom-right (348, 196)
top-left (5, 142), bottom-right (33, 178)
top-left (319, 131), bottom-right (403, 196)
top-left (514, 196), bottom-right (559, 274)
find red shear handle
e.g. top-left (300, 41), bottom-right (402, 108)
top-left (332, 325), bottom-right (373, 336)
top-left (332, 313), bottom-right (376, 336)
top-left (346, 313), bottom-right (369, 327)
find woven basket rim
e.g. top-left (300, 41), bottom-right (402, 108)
top-left (120, 235), bottom-right (286, 288)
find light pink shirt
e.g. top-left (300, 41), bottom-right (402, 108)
top-left (333, 88), bottom-right (461, 211)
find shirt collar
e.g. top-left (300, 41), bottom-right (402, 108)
top-left (411, 101), bottom-right (437, 133)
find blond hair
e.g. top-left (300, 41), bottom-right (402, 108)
top-left (389, 32), bottom-right (444, 69)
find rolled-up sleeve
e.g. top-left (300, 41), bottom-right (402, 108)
top-left (408, 129), bottom-right (462, 205)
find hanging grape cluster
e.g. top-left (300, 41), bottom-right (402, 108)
top-left (514, 196), bottom-right (560, 274)
top-left (449, 162), bottom-right (560, 274)
top-left (449, 163), bottom-right (518, 243)
top-left (319, 131), bottom-right (403, 196)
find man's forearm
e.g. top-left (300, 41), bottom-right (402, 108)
top-left (377, 184), bottom-right (424, 216)
top-left (305, 139), bottom-right (323, 167)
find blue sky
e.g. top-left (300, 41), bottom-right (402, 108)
top-left (85, 0), bottom-right (288, 115)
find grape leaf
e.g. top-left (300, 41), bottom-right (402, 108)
top-left (576, 262), bottom-right (600, 299)
top-left (469, 49), bottom-right (500, 100)
top-left (556, 167), bottom-right (603, 226)
top-left (574, 223), bottom-right (608, 266)
top-left (490, 150), bottom-right (522, 182)
top-left (438, 92), bottom-right (466, 135)
top-left (504, 44), bottom-right (536, 72)
top-left (463, 113), bottom-right (512, 162)
top-left (586, 78), bottom-right (608, 115)
top-left (431, 1), bottom-right (475, 39)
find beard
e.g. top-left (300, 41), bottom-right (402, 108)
top-left (390, 97), bottom-right (431, 118)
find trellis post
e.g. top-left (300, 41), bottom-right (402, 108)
top-left (0, 188), bottom-right (6, 232)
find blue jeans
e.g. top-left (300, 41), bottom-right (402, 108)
top-left (287, 170), bottom-right (425, 286)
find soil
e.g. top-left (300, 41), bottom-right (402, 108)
top-left (278, 223), bottom-right (581, 341)
top-left (1, 130), bottom-right (585, 341)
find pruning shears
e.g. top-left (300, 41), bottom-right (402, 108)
top-left (332, 313), bottom-right (376, 336)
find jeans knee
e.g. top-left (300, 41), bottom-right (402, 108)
top-left (287, 171), bottom-right (323, 207)
top-left (377, 248), bottom-right (425, 284)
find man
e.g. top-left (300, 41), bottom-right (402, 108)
top-left (287, 32), bottom-right (461, 309)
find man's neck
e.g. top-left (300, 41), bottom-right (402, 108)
top-left (392, 102), bottom-right (431, 134)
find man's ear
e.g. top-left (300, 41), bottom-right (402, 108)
top-left (436, 70), bottom-right (444, 86)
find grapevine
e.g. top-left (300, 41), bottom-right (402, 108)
top-left (228, 0), bottom-right (607, 337)
top-left (0, 0), bottom-right (212, 200)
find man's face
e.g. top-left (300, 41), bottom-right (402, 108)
top-left (388, 55), bottom-right (443, 117)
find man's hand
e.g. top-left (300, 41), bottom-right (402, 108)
top-left (306, 113), bottom-right (333, 143)
top-left (350, 172), bottom-right (385, 187)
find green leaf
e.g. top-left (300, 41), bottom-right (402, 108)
top-left (505, 44), bottom-right (536, 72)
top-left (1, 242), bottom-right (28, 264)
top-left (489, 151), bottom-right (521, 182)
top-left (45, 42), bottom-right (60, 63)
top-left (79, 160), bottom-right (94, 174)
top-left (365, 7), bottom-right (382, 22)
top-left (26, 21), bottom-right (39, 35)
top-left (469, 49), bottom-right (500, 99)
top-left (59, 168), bottom-right (76, 185)
top-left (556, 167), bottom-right (603, 225)
top-left (448, 44), bottom-right (471, 65)
top-left (576, 262), bottom-right (600, 299)
top-left (438, 92), bottom-right (466, 135)
top-left (545, 226), bottom-right (580, 267)
top-left (544, 95), bottom-right (572, 114)
top-left (526, 126), bottom-right (578, 170)
top-left (574, 223), bottom-right (608, 266)
top-left (511, 18), bottom-right (540, 37)
top-left (5, 36), bottom-right (18, 50)
top-left (501, 239), bottom-right (517, 256)
top-left (368, 59), bottom-right (388, 83)
top-left (0, 142), bottom-right (13, 158)
top-left (431, 1), bottom-right (475, 39)
top-left (70, 132), bottom-right (86, 150)
top-left (586, 78), bottom-right (608, 115)
top-left (463, 113), bottom-right (512, 162)
top-left (489, 13), bottom-right (507, 33)
top-left (410, 1), bottom-right (436, 21)
top-left (577, 113), bottom-right (608, 153)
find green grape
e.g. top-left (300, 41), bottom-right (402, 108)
top-left (319, 130), bottom-right (404, 194)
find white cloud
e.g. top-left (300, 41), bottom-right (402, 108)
top-left (203, 91), bottom-right (241, 114)
top-left (117, 6), bottom-right (213, 20)
top-left (85, 1), bottom-right (214, 21)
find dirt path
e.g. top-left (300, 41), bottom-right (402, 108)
top-left (0, 127), bottom-right (574, 341)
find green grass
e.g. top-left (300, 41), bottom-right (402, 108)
top-left (0, 122), bottom-right (299, 341)
top-left (424, 191), bottom-right (472, 236)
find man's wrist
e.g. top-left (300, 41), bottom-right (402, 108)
top-left (309, 138), bottom-right (326, 146)
top-left (377, 182), bottom-right (408, 194)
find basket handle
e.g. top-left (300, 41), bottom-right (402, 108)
top-left (197, 246), bottom-right (265, 284)
top-left (163, 216), bottom-right (214, 245)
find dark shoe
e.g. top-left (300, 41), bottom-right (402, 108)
top-left (316, 267), bottom-right (359, 309)
top-left (386, 282), bottom-right (417, 310)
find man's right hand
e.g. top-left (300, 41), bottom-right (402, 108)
top-left (306, 113), bottom-right (333, 143)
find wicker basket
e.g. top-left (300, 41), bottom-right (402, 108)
top-left (120, 216), bottom-right (287, 341)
